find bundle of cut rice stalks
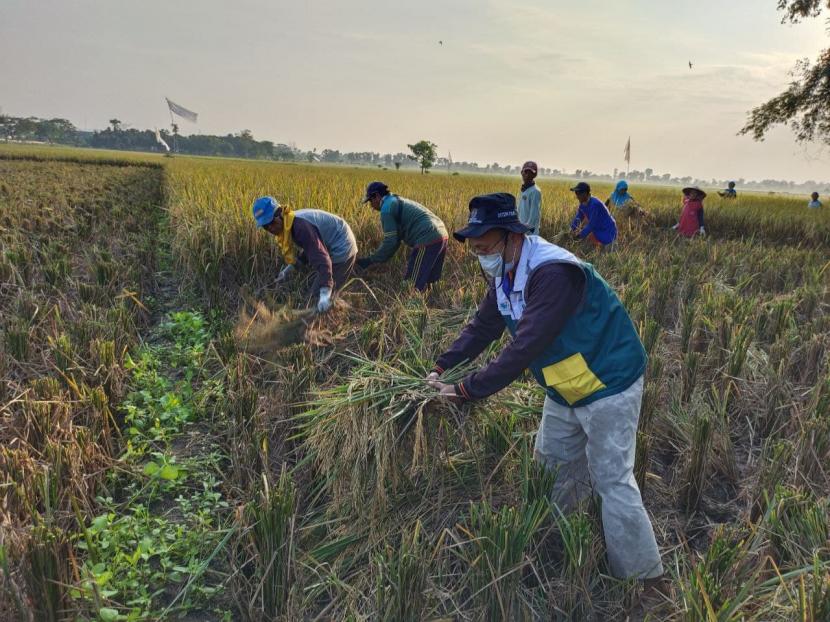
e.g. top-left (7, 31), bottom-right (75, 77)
top-left (294, 353), bottom-right (473, 518)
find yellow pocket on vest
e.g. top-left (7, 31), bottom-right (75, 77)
top-left (542, 353), bottom-right (606, 405)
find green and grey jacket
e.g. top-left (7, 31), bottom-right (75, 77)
top-left (363, 194), bottom-right (447, 264)
top-left (436, 236), bottom-right (646, 407)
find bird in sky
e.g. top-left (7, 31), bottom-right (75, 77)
top-left (689, 60), bottom-right (693, 70)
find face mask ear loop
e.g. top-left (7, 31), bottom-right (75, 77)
top-left (510, 234), bottom-right (522, 266)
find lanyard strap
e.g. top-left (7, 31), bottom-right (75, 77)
top-left (501, 269), bottom-right (514, 297)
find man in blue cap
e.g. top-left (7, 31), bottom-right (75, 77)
top-left (427, 192), bottom-right (664, 596)
top-left (252, 196), bottom-right (357, 312)
top-left (356, 181), bottom-right (448, 292)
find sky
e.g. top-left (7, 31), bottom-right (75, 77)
top-left (1, 0), bottom-right (829, 182)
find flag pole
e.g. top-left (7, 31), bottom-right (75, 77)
top-left (167, 100), bottom-right (178, 153)
top-left (626, 136), bottom-right (630, 178)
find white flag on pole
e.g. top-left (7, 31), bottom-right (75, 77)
top-left (154, 128), bottom-right (170, 152)
top-left (623, 137), bottom-right (631, 164)
top-left (165, 97), bottom-right (198, 123)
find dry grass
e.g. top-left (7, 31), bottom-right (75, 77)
top-left (0, 156), bottom-right (163, 618)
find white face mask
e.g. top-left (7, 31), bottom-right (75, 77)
top-left (477, 237), bottom-right (516, 278)
top-left (478, 253), bottom-right (504, 277)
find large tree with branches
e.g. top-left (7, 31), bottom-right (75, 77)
top-left (741, 1), bottom-right (830, 144)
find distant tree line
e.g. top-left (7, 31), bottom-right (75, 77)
top-left (1, 113), bottom-right (826, 193)
top-left (0, 116), bottom-right (82, 145)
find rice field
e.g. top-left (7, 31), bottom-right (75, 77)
top-left (2, 146), bottom-right (829, 620)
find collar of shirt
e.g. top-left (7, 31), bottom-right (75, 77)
top-left (496, 235), bottom-right (531, 295)
top-left (521, 181), bottom-right (536, 192)
top-left (380, 194), bottom-right (395, 214)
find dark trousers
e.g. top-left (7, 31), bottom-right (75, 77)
top-left (405, 238), bottom-right (447, 292)
top-left (307, 254), bottom-right (356, 304)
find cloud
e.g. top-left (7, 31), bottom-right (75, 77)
top-left (616, 56), bottom-right (807, 117)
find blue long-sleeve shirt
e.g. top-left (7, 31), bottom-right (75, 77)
top-left (570, 196), bottom-right (617, 245)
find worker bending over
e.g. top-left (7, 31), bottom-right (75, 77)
top-left (356, 181), bottom-right (448, 292)
top-left (427, 192), bottom-right (664, 596)
top-left (569, 182), bottom-right (617, 249)
top-left (252, 196), bottom-right (357, 312)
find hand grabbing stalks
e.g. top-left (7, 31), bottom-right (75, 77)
top-left (425, 371), bottom-right (462, 402)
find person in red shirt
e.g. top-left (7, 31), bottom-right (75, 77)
top-left (674, 186), bottom-right (706, 238)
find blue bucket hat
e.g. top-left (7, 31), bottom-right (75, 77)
top-left (453, 193), bottom-right (528, 242)
top-left (252, 196), bottom-right (280, 227)
top-left (362, 181), bottom-right (389, 203)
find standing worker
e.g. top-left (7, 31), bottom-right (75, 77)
top-left (673, 186), bottom-right (706, 238)
top-left (356, 182), bottom-right (448, 292)
top-left (426, 193), bottom-right (665, 603)
top-left (252, 196), bottom-right (357, 312)
top-left (569, 182), bottom-right (617, 249)
top-left (518, 161), bottom-right (542, 234)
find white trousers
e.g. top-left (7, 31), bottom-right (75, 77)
top-left (533, 376), bottom-right (663, 579)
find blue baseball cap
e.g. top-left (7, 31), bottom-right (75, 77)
top-left (570, 182), bottom-right (591, 194)
top-left (252, 196), bottom-right (279, 227)
top-left (362, 181), bottom-right (389, 203)
top-left (453, 193), bottom-right (528, 242)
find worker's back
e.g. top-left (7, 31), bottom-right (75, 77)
top-left (385, 195), bottom-right (447, 246)
top-left (294, 209), bottom-right (357, 263)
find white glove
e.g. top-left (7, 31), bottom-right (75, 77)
top-left (699, 227), bottom-right (706, 237)
top-left (436, 382), bottom-right (460, 398)
top-left (317, 287), bottom-right (332, 313)
top-left (276, 264), bottom-right (295, 284)
top-left (426, 371), bottom-right (441, 389)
